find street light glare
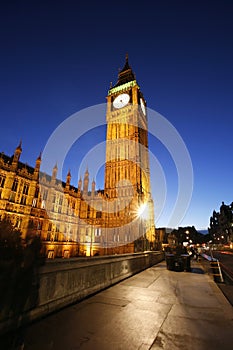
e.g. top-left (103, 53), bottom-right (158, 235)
top-left (137, 203), bottom-right (149, 220)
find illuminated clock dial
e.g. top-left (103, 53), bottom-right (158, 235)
top-left (140, 98), bottom-right (146, 115)
top-left (113, 93), bottom-right (130, 109)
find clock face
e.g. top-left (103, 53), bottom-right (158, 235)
top-left (113, 93), bottom-right (130, 109)
top-left (140, 98), bottom-right (146, 115)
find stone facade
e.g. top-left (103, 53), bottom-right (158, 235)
top-left (0, 57), bottom-right (156, 257)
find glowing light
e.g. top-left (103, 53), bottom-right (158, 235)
top-left (85, 244), bottom-right (91, 256)
top-left (137, 203), bottom-right (149, 220)
top-left (108, 80), bottom-right (137, 95)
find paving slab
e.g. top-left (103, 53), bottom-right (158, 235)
top-left (12, 260), bottom-right (233, 349)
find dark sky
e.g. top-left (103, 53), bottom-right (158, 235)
top-left (0, 0), bottom-right (232, 229)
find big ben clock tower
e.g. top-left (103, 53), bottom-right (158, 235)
top-left (104, 55), bottom-right (155, 251)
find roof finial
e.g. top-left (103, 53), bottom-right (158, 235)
top-left (125, 52), bottom-right (129, 62)
top-left (37, 150), bottom-right (42, 160)
top-left (16, 140), bottom-right (22, 151)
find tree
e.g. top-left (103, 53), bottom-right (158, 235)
top-left (0, 218), bottom-right (45, 334)
top-left (0, 218), bottom-right (23, 261)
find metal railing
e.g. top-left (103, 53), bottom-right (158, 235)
top-left (201, 253), bottom-right (224, 283)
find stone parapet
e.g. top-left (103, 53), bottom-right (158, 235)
top-left (0, 251), bottom-right (164, 335)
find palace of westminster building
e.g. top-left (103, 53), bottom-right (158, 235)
top-left (0, 57), bottom-right (157, 258)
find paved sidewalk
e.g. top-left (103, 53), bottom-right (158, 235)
top-left (22, 260), bottom-right (233, 350)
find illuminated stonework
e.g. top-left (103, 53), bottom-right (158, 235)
top-left (104, 56), bottom-right (155, 249)
top-left (0, 57), bottom-right (156, 257)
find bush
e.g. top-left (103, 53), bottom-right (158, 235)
top-left (0, 219), bottom-right (23, 262)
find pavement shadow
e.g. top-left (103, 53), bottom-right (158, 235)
top-left (191, 267), bottom-right (204, 274)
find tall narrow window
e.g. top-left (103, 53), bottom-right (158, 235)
top-left (0, 175), bottom-right (5, 188)
top-left (42, 189), bottom-right (48, 200)
top-left (23, 183), bottom-right (29, 195)
top-left (35, 186), bottom-right (39, 198)
top-left (12, 179), bottom-right (18, 192)
top-left (9, 192), bottom-right (16, 202)
top-left (87, 205), bottom-right (90, 218)
top-left (16, 218), bottom-right (22, 228)
top-left (20, 195), bottom-right (26, 205)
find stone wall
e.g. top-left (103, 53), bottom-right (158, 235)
top-left (0, 251), bottom-right (164, 334)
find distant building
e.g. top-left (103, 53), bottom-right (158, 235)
top-left (209, 202), bottom-right (233, 245)
top-left (0, 56), bottom-right (156, 257)
top-left (155, 227), bottom-right (174, 248)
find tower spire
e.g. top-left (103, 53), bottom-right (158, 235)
top-left (66, 169), bottom-right (71, 189)
top-left (12, 140), bottom-right (22, 166)
top-left (34, 151), bottom-right (42, 178)
top-left (52, 163), bottom-right (58, 181)
top-left (83, 167), bottom-right (89, 195)
top-left (114, 54), bottom-right (135, 87)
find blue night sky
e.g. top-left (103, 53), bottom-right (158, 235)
top-left (0, 0), bottom-right (232, 230)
